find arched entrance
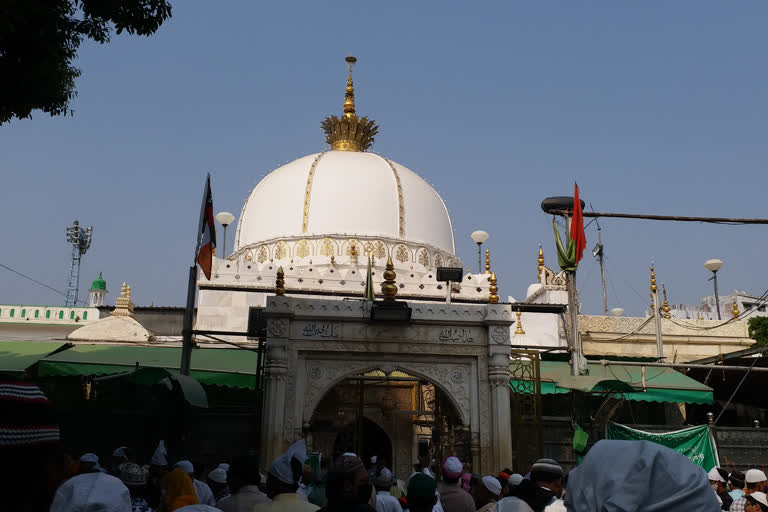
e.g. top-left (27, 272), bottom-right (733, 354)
top-left (306, 370), bottom-right (468, 478)
top-left (333, 417), bottom-right (393, 468)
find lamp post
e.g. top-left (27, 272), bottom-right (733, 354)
top-left (470, 230), bottom-right (489, 274)
top-left (704, 259), bottom-right (724, 320)
top-left (215, 212), bottom-right (235, 258)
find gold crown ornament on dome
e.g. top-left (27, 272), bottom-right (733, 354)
top-left (321, 55), bottom-right (379, 152)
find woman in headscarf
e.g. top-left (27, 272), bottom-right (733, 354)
top-left (164, 467), bottom-right (199, 511)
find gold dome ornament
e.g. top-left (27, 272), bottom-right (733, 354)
top-left (662, 284), bottom-right (671, 319)
top-left (489, 272), bottom-right (499, 304)
top-left (321, 55), bottom-right (379, 152)
top-left (514, 309), bottom-right (525, 335)
top-left (381, 256), bottom-right (398, 301)
top-left (732, 300), bottom-right (739, 318)
top-left (649, 264), bottom-right (657, 311)
top-left (485, 249), bottom-right (491, 274)
top-left (275, 266), bottom-right (286, 296)
top-left (537, 245), bottom-right (544, 282)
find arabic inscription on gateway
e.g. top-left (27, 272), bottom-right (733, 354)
top-left (438, 327), bottom-right (476, 344)
top-left (299, 322), bottom-right (341, 339)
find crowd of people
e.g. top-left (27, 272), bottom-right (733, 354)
top-left (4, 380), bottom-right (767, 512)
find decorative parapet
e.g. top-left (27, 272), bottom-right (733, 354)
top-left (578, 315), bottom-right (749, 338)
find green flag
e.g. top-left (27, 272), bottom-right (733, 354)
top-left (364, 256), bottom-right (375, 301)
top-left (606, 422), bottom-right (719, 469)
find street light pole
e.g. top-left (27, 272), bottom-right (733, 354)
top-left (215, 212), bottom-right (235, 258)
top-left (470, 231), bottom-right (489, 273)
top-left (704, 259), bottom-right (724, 320)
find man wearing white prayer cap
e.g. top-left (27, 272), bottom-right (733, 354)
top-left (437, 456), bottom-right (474, 512)
top-left (176, 460), bottom-right (216, 507)
top-left (253, 439), bottom-right (319, 511)
top-left (50, 472), bottom-right (132, 512)
top-left (374, 472), bottom-right (402, 512)
top-left (731, 469), bottom-right (768, 512)
top-left (745, 492), bottom-right (768, 512)
top-left (208, 467), bottom-right (231, 504)
top-left (79, 453), bottom-right (100, 474)
top-left (709, 467), bottom-right (732, 509)
top-left (470, 475), bottom-right (501, 512)
top-left (565, 440), bottom-right (719, 511)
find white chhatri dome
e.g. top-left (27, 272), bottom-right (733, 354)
top-left (235, 150), bottom-right (455, 254)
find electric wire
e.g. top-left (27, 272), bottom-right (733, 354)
top-left (0, 262), bottom-right (89, 306)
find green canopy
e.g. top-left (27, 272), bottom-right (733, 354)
top-left (0, 341), bottom-right (71, 375)
top-left (38, 345), bottom-right (261, 389)
top-left (510, 360), bottom-right (713, 404)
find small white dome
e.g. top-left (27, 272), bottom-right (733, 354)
top-left (235, 151), bottom-right (455, 254)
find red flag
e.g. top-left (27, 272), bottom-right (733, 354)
top-left (571, 182), bottom-right (586, 263)
top-left (196, 175), bottom-right (216, 280)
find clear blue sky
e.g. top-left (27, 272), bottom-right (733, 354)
top-left (2, 1), bottom-right (766, 315)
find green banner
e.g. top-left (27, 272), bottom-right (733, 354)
top-left (606, 422), bottom-right (719, 469)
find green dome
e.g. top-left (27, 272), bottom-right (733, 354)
top-left (90, 272), bottom-right (107, 291)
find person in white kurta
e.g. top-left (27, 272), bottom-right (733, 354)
top-left (375, 474), bottom-right (403, 512)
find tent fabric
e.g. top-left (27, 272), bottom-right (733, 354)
top-left (509, 360), bottom-right (713, 404)
top-left (0, 341), bottom-right (70, 374)
top-left (37, 345), bottom-right (260, 389)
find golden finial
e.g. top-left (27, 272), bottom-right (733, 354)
top-left (321, 55), bottom-right (379, 152)
top-left (649, 264), bottom-right (657, 293)
top-left (343, 55), bottom-right (356, 118)
top-left (485, 249), bottom-right (491, 274)
top-left (489, 272), bottom-right (499, 303)
top-left (330, 254), bottom-right (335, 266)
top-left (514, 308), bottom-right (525, 335)
top-left (662, 284), bottom-right (671, 319)
top-left (275, 266), bottom-right (286, 296)
top-left (732, 299), bottom-right (739, 318)
top-left (537, 245), bottom-right (544, 282)
top-left (381, 256), bottom-right (398, 300)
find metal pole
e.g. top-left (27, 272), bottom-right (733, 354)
top-left (477, 243), bottom-right (482, 274)
top-left (713, 270), bottom-right (722, 320)
top-left (653, 287), bottom-right (664, 361)
top-left (180, 265), bottom-right (198, 375)
top-left (600, 360), bottom-right (768, 373)
top-left (598, 228), bottom-right (608, 314)
top-left (222, 225), bottom-right (227, 259)
top-left (567, 270), bottom-right (580, 376)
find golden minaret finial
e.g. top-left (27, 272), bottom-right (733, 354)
top-left (649, 264), bottom-right (657, 311)
top-left (343, 55), bottom-right (356, 118)
top-left (321, 55), bottom-right (379, 152)
top-left (485, 249), bottom-right (491, 274)
top-left (662, 284), bottom-right (671, 319)
top-left (732, 299), bottom-right (739, 318)
top-left (514, 308), bottom-right (525, 335)
top-left (275, 266), bottom-right (286, 296)
top-left (489, 272), bottom-right (499, 303)
top-left (381, 256), bottom-right (398, 301)
top-left (537, 245), bottom-right (544, 282)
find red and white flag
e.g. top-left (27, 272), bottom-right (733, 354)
top-left (196, 174), bottom-right (216, 280)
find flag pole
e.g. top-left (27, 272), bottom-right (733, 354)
top-left (180, 265), bottom-right (197, 376)
top-left (181, 174), bottom-right (214, 376)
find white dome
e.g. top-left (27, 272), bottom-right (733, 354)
top-left (235, 151), bottom-right (456, 254)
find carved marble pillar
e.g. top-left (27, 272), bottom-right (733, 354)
top-left (488, 325), bottom-right (513, 471)
top-left (261, 317), bottom-right (290, 468)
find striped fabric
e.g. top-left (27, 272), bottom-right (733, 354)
top-left (0, 380), bottom-right (60, 447)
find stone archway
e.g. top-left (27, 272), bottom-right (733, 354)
top-left (304, 366), bottom-right (469, 479)
top-left (301, 361), bottom-right (472, 429)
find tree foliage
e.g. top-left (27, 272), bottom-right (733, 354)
top-left (747, 316), bottom-right (768, 346)
top-left (0, 0), bottom-right (172, 125)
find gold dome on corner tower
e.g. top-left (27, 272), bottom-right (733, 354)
top-left (320, 55), bottom-right (379, 152)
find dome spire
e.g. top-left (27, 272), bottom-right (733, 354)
top-left (321, 55), bottom-right (379, 152)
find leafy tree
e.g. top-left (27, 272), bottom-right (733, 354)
top-left (747, 316), bottom-right (768, 346)
top-left (0, 0), bottom-right (172, 125)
